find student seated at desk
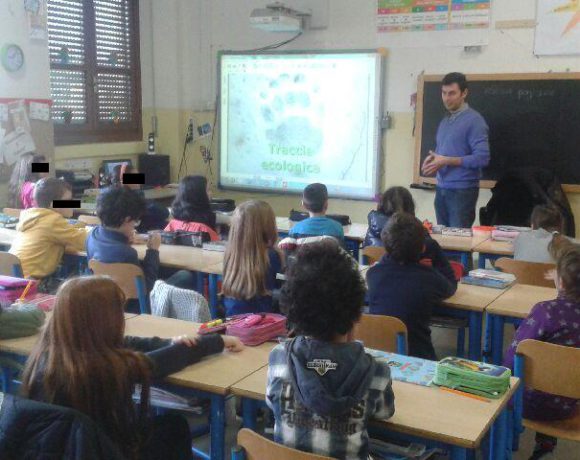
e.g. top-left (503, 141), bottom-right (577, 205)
top-left (289, 183), bottom-right (344, 241)
top-left (267, 239), bottom-right (394, 460)
top-left (514, 204), bottom-right (562, 264)
top-left (9, 153), bottom-right (49, 209)
top-left (165, 175), bottom-right (219, 241)
top-left (504, 236), bottom-right (580, 460)
top-left (366, 212), bottom-right (457, 360)
top-left (114, 164), bottom-right (169, 233)
top-left (363, 186), bottom-right (450, 266)
top-left (87, 187), bottom-right (196, 312)
top-left (21, 276), bottom-right (243, 460)
top-left (222, 200), bottom-right (282, 316)
top-left (9, 178), bottom-right (88, 293)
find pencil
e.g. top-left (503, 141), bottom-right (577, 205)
top-left (18, 280), bottom-right (34, 302)
top-left (440, 387), bottom-right (491, 403)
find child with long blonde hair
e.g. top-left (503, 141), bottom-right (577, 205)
top-left (21, 276), bottom-right (243, 459)
top-left (222, 200), bottom-right (282, 316)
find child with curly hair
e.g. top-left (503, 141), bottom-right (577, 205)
top-left (266, 239), bottom-right (395, 459)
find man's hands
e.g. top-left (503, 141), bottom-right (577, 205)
top-left (421, 150), bottom-right (461, 176)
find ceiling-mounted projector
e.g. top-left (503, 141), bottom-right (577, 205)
top-left (250, 2), bottom-right (310, 33)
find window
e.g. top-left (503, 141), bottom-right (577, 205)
top-left (48, 0), bottom-right (142, 145)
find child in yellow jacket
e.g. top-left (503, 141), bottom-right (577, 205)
top-left (10, 178), bottom-right (87, 292)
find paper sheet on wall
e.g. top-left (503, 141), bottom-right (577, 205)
top-left (8, 100), bottom-right (32, 133)
top-left (0, 128), bottom-right (5, 164)
top-left (377, 0), bottom-right (491, 33)
top-left (2, 129), bottom-right (36, 166)
top-left (535, 0), bottom-right (580, 55)
top-left (29, 101), bottom-right (50, 121)
top-left (25, 0), bottom-right (48, 40)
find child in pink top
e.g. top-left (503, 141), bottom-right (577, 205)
top-left (18, 154), bottom-right (49, 209)
top-left (166, 175), bottom-right (219, 241)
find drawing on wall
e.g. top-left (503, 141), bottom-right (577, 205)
top-left (376, 0), bottom-right (491, 33)
top-left (24, 0), bottom-right (48, 40)
top-left (535, 0), bottom-right (580, 55)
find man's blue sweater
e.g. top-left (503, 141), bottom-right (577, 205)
top-left (435, 105), bottom-right (490, 189)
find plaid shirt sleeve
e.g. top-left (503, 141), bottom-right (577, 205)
top-left (369, 358), bottom-right (395, 420)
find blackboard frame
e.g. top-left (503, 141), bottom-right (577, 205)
top-left (414, 73), bottom-right (580, 193)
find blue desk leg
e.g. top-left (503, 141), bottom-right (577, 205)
top-left (490, 408), bottom-right (508, 460)
top-left (242, 398), bottom-right (258, 431)
top-left (210, 394), bottom-right (226, 460)
top-left (468, 311), bottom-right (483, 361)
top-left (1, 367), bottom-right (13, 394)
top-left (209, 274), bottom-right (219, 319)
top-left (478, 253), bottom-right (488, 269)
top-left (450, 446), bottom-right (468, 460)
top-left (461, 252), bottom-right (471, 270)
top-left (197, 272), bottom-right (205, 295)
top-left (231, 446), bottom-right (245, 460)
top-left (491, 314), bottom-right (506, 365)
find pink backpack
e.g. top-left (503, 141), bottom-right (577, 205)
top-left (226, 313), bottom-right (287, 346)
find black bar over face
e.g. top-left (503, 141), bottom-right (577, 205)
top-left (122, 173), bottom-right (145, 185)
top-left (53, 200), bottom-right (81, 208)
top-left (31, 163), bottom-right (49, 173)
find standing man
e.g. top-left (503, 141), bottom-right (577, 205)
top-left (422, 72), bottom-right (490, 228)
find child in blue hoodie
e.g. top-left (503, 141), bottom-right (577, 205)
top-left (267, 239), bottom-right (394, 460)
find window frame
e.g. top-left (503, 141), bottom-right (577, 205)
top-left (49, 0), bottom-right (142, 145)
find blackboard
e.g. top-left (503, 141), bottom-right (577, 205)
top-left (414, 74), bottom-right (580, 191)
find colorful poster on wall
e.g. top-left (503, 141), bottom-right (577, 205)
top-left (377, 0), bottom-right (491, 33)
top-left (535, 0), bottom-right (580, 55)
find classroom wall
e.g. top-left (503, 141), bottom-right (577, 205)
top-left (0, 0), bottom-right (54, 206)
top-left (140, 0), bottom-right (580, 234)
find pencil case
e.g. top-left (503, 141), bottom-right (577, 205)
top-left (159, 231), bottom-right (211, 247)
top-left (0, 277), bottom-right (38, 306)
top-left (226, 313), bottom-right (287, 346)
top-left (433, 357), bottom-right (511, 399)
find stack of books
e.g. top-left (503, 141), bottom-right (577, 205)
top-left (461, 269), bottom-right (516, 289)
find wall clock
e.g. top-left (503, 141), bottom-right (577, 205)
top-left (1, 44), bottom-right (24, 72)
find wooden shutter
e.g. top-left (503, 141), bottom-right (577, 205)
top-left (48, 0), bottom-right (141, 144)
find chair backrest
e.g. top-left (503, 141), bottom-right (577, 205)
top-left (353, 314), bottom-right (407, 354)
top-left (234, 428), bottom-right (335, 460)
top-left (362, 246), bottom-right (385, 265)
top-left (0, 252), bottom-right (23, 277)
top-left (2, 208), bottom-right (21, 219)
top-left (495, 257), bottom-right (555, 288)
top-left (77, 214), bottom-right (101, 226)
top-left (516, 339), bottom-right (580, 399)
top-left (88, 260), bottom-right (148, 312)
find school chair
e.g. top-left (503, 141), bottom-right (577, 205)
top-left (88, 260), bottom-right (149, 314)
top-left (0, 252), bottom-right (23, 278)
top-left (77, 214), bottom-right (101, 226)
top-left (495, 258), bottom-right (555, 288)
top-left (231, 428), bottom-right (335, 460)
top-left (1, 208), bottom-right (21, 219)
top-left (514, 340), bottom-right (580, 447)
top-left (353, 314), bottom-right (407, 354)
top-left (362, 246), bottom-right (385, 265)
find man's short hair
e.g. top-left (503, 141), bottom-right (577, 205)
top-left (96, 187), bottom-right (146, 228)
top-left (34, 177), bottom-right (71, 208)
top-left (381, 212), bottom-right (425, 264)
top-left (302, 183), bottom-right (328, 213)
top-left (531, 205), bottom-right (562, 232)
top-left (442, 72), bottom-right (468, 92)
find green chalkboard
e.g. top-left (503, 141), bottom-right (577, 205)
top-left (415, 74), bottom-right (580, 189)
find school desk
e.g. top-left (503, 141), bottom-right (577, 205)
top-left (473, 239), bottom-right (514, 269)
top-left (124, 314), bottom-right (274, 460)
top-left (430, 233), bottom-right (490, 268)
top-left (485, 284), bottom-right (557, 365)
top-left (230, 366), bottom-right (520, 460)
top-left (0, 312), bottom-right (138, 393)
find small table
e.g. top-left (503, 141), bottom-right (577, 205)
top-left (124, 315), bottom-right (274, 460)
top-left (485, 284), bottom-right (557, 364)
top-left (473, 239), bottom-right (514, 269)
top-left (441, 283), bottom-right (508, 361)
top-left (430, 234), bottom-right (489, 268)
top-left (231, 366), bottom-right (520, 460)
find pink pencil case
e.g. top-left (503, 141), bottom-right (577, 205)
top-left (0, 276), bottom-right (37, 304)
top-left (226, 313), bottom-right (287, 346)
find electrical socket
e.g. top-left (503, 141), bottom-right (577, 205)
top-left (186, 118), bottom-right (194, 144)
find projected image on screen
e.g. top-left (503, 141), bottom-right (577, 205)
top-left (219, 51), bottom-right (383, 199)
